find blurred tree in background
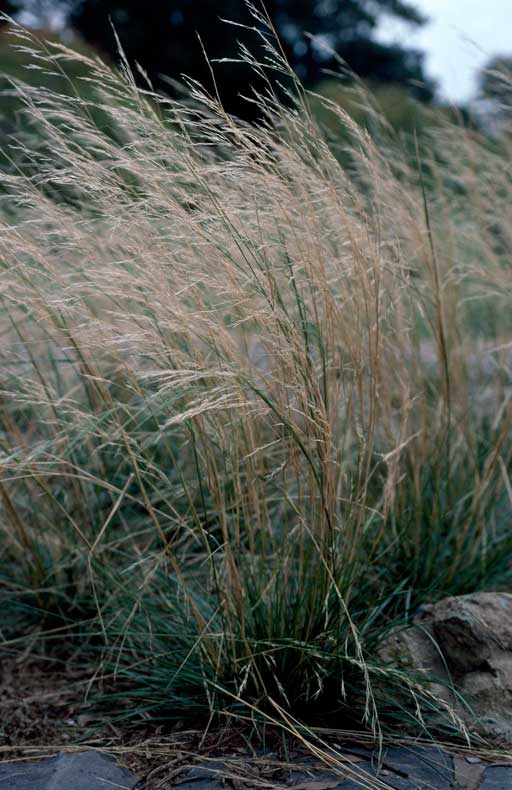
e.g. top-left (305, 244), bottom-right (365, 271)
top-left (1, 0), bottom-right (435, 116)
top-left (0, 0), bottom-right (16, 19)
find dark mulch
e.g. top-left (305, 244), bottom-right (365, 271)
top-left (0, 651), bottom-right (295, 783)
top-left (0, 652), bottom-right (97, 750)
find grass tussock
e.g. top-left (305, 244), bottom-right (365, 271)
top-left (0, 10), bottom-right (511, 743)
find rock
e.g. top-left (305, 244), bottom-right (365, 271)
top-left (453, 755), bottom-right (486, 790)
top-left (175, 761), bottom-right (226, 789)
top-left (431, 593), bottom-right (512, 673)
top-left (380, 593), bottom-right (512, 743)
top-left (0, 751), bottom-right (139, 790)
top-left (8, 745), bottom-right (508, 790)
top-left (378, 616), bottom-right (454, 704)
top-left (480, 766), bottom-right (512, 790)
top-left (367, 745), bottom-right (454, 790)
top-left (284, 744), bottom-right (454, 789)
top-left (172, 780), bottom-right (223, 790)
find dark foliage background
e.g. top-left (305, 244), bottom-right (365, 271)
top-left (1, 0), bottom-right (435, 117)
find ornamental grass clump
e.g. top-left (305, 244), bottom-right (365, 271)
top-left (0, 10), bottom-right (511, 741)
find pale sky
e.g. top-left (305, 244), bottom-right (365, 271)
top-left (379, 0), bottom-right (512, 103)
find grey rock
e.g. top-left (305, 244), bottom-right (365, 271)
top-left (176, 761), bottom-right (225, 789)
top-left (0, 751), bottom-right (139, 790)
top-left (431, 593), bottom-right (512, 673)
top-left (378, 619), bottom-right (455, 705)
top-left (373, 745), bottom-right (453, 790)
top-left (172, 782), bottom-right (223, 790)
top-left (170, 747), bottom-right (457, 789)
top-left (380, 593), bottom-right (512, 743)
top-left (285, 768), bottom-right (349, 788)
top-left (481, 766), bottom-right (512, 790)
